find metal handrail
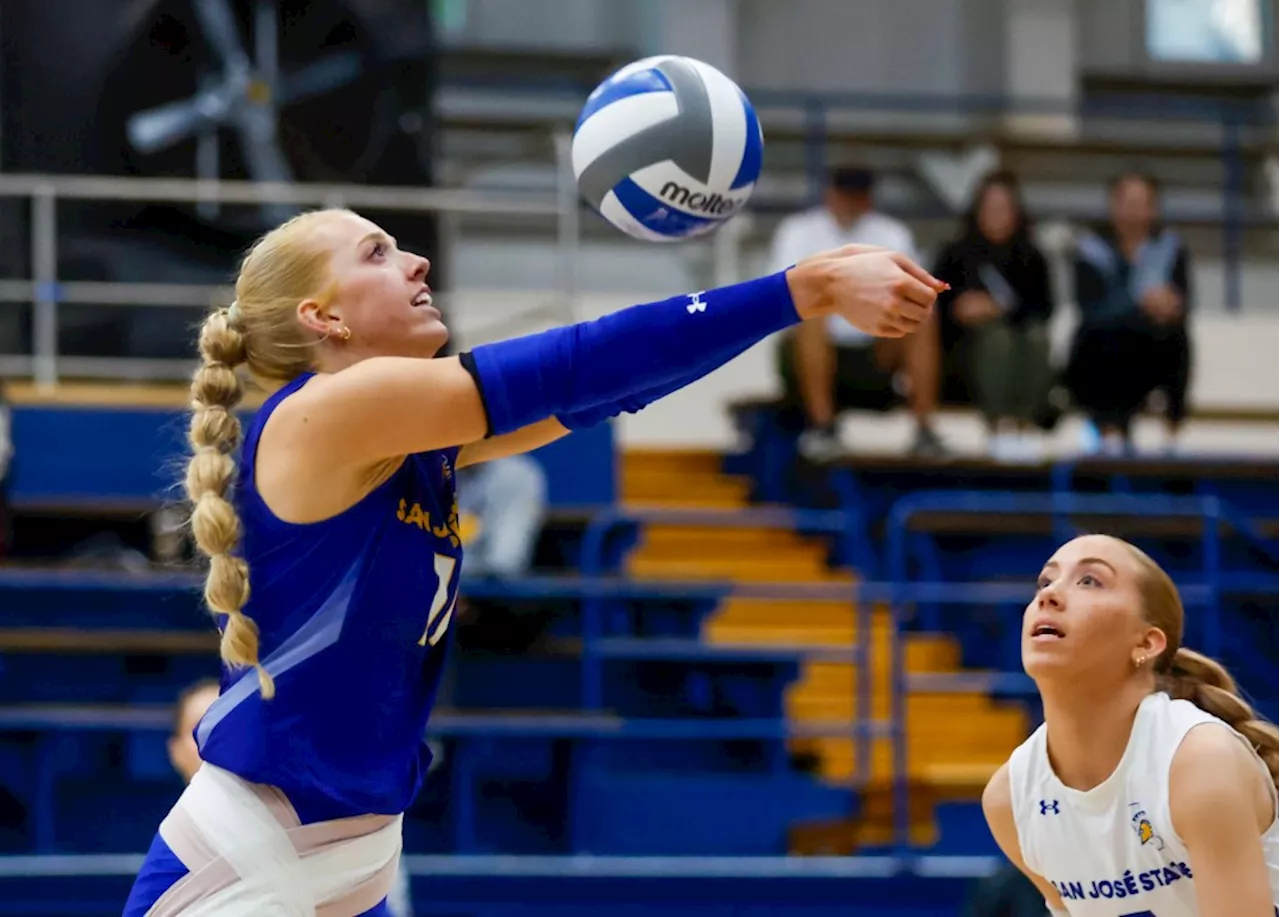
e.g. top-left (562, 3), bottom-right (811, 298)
top-left (0, 166), bottom-right (577, 390)
top-left (0, 490), bottom-right (1273, 853)
top-left (0, 173), bottom-right (561, 215)
top-left (575, 505), bottom-right (878, 796)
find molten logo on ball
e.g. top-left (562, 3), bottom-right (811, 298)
top-left (572, 54), bottom-right (763, 242)
top-left (658, 183), bottom-right (748, 217)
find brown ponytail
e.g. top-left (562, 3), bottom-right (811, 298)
top-left (1115, 537), bottom-right (1278, 788)
top-left (185, 306), bottom-right (274, 699)
top-left (1158, 646), bottom-right (1279, 787)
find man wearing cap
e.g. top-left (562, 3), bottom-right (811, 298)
top-left (771, 165), bottom-right (947, 460)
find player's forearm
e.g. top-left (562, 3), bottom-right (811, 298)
top-left (465, 269), bottom-right (830, 436)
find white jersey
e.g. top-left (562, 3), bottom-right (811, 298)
top-left (1008, 691), bottom-right (1278, 917)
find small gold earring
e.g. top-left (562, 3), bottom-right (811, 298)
top-left (1134, 656), bottom-right (1146, 668)
top-left (340, 327), bottom-right (352, 342)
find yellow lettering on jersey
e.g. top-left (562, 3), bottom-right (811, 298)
top-left (396, 495), bottom-right (460, 547)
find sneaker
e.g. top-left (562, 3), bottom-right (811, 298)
top-left (910, 425), bottom-right (950, 460)
top-left (988, 431), bottom-right (1019, 463)
top-left (1079, 420), bottom-right (1102, 455)
top-left (1014, 432), bottom-right (1047, 464)
top-left (797, 428), bottom-right (845, 463)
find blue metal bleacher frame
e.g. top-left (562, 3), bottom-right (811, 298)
top-left (0, 490), bottom-right (1274, 912)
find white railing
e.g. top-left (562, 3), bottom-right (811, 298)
top-left (0, 136), bottom-right (586, 389)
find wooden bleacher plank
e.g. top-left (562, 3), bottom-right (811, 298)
top-left (727, 395), bottom-right (1280, 427)
top-left (0, 628), bottom-right (217, 654)
top-left (6, 381), bottom-right (266, 410)
top-left (823, 452), bottom-right (1279, 479)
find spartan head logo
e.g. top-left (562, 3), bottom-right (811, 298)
top-left (1128, 802), bottom-right (1165, 850)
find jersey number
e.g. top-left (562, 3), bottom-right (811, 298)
top-left (418, 552), bottom-right (458, 647)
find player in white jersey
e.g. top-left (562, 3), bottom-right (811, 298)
top-left (982, 534), bottom-right (1278, 917)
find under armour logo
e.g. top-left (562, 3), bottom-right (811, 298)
top-left (686, 291), bottom-right (707, 314)
top-left (1039, 800), bottom-right (1060, 815)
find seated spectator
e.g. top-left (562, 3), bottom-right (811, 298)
top-left (771, 166), bottom-right (947, 461)
top-left (168, 678), bottom-right (417, 917)
top-left (167, 679), bottom-right (221, 785)
top-left (934, 171), bottom-right (1056, 462)
top-left (1066, 171), bottom-right (1192, 454)
top-left (456, 454), bottom-right (547, 582)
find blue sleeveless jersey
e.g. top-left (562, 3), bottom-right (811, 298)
top-left (194, 372), bottom-right (462, 824)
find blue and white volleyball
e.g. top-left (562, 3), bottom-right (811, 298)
top-left (572, 55), bottom-right (763, 242)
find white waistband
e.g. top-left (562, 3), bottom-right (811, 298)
top-left (151, 764), bottom-right (402, 917)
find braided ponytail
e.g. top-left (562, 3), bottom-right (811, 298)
top-left (1158, 647), bottom-right (1278, 787)
top-left (185, 305), bottom-right (274, 699)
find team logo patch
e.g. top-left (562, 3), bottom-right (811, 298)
top-left (1128, 802), bottom-right (1166, 850)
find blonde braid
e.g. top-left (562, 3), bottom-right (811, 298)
top-left (185, 305), bottom-right (274, 699)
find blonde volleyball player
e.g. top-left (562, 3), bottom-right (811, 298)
top-left (123, 207), bottom-right (943, 914)
top-left (983, 534), bottom-right (1278, 917)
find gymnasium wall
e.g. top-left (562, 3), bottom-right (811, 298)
top-left (443, 230), bottom-right (1280, 450)
top-left (436, 0), bottom-right (1277, 100)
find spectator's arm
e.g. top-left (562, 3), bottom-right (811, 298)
top-left (1171, 244), bottom-right (1192, 313)
top-left (1072, 254), bottom-right (1110, 320)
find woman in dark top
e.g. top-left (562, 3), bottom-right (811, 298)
top-left (1066, 171), bottom-right (1191, 454)
top-left (934, 171), bottom-right (1056, 461)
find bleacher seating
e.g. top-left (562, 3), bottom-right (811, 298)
top-left (0, 382), bottom-right (1275, 916)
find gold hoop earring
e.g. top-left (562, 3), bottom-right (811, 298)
top-left (340, 327), bottom-right (352, 342)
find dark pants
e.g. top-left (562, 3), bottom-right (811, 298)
top-left (776, 335), bottom-right (901, 420)
top-left (959, 320), bottom-right (1053, 427)
top-left (1066, 317), bottom-right (1190, 433)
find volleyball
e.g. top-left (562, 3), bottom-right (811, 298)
top-left (572, 55), bottom-right (763, 242)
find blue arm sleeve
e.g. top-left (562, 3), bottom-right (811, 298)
top-left (465, 271), bottom-right (799, 437)
top-left (554, 334), bottom-right (758, 430)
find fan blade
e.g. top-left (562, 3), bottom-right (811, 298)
top-left (192, 0), bottom-right (251, 74)
top-left (254, 0), bottom-right (279, 92)
top-left (233, 105), bottom-right (296, 223)
top-left (277, 51), bottom-right (364, 106)
top-left (126, 86), bottom-right (236, 153)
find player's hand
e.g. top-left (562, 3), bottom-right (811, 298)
top-left (787, 248), bottom-right (946, 338)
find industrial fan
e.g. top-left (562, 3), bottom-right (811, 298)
top-left (95, 0), bottom-right (437, 233)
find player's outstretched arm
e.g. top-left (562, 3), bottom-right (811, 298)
top-left (1169, 725), bottom-right (1275, 917)
top-left (457, 417), bottom-right (569, 469)
top-left (981, 765), bottom-right (1068, 913)
top-left (276, 248), bottom-right (944, 471)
